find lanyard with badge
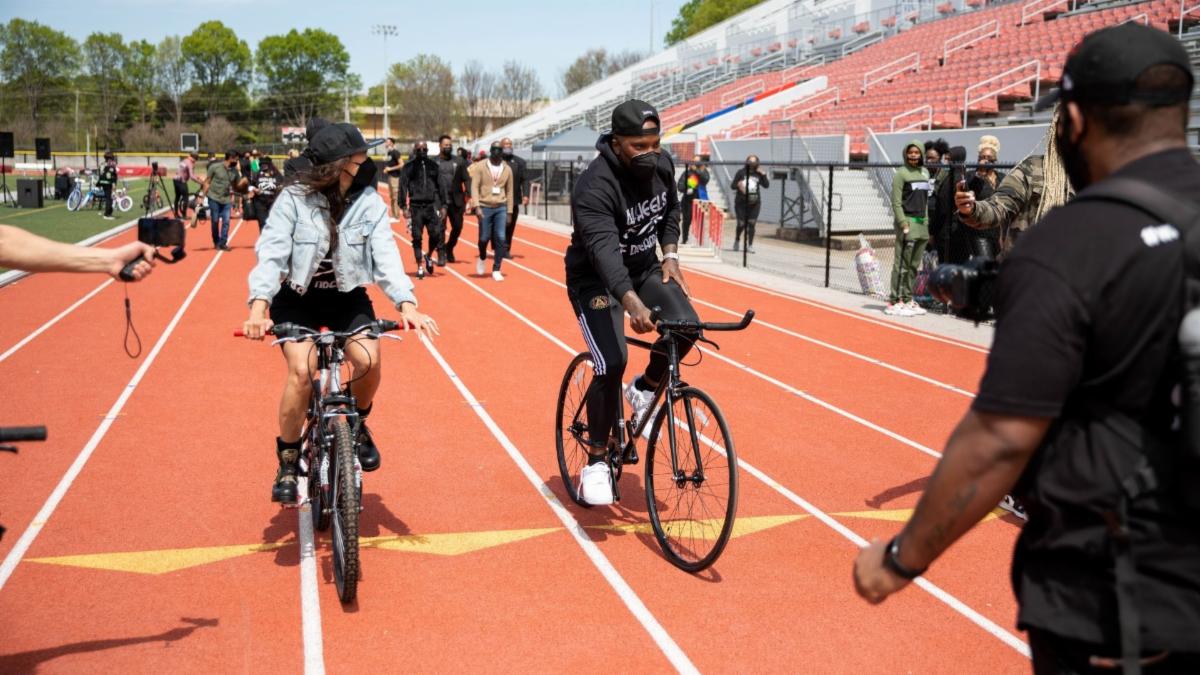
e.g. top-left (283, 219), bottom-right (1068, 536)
top-left (489, 163), bottom-right (502, 196)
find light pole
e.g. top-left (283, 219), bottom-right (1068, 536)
top-left (373, 24), bottom-right (398, 138)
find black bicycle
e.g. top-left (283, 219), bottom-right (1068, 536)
top-left (239, 320), bottom-right (401, 603)
top-left (0, 425), bottom-right (48, 541)
top-left (555, 309), bottom-right (754, 572)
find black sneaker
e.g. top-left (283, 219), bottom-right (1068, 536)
top-left (425, 256), bottom-right (435, 275)
top-left (436, 250), bottom-right (447, 267)
top-left (357, 423), bottom-right (381, 472)
top-left (272, 446), bottom-right (300, 504)
top-left (446, 250), bottom-right (456, 263)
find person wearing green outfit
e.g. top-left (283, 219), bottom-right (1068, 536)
top-left (886, 140), bottom-right (932, 317)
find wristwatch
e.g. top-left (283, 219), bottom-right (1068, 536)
top-left (663, 252), bottom-right (680, 261)
top-left (883, 536), bottom-right (927, 580)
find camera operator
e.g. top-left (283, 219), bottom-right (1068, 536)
top-left (0, 225), bottom-right (154, 280)
top-left (732, 155), bottom-right (769, 253)
top-left (955, 110), bottom-right (1074, 259)
top-left (854, 24), bottom-right (1200, 673)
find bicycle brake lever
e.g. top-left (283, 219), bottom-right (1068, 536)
top-left (696, 335), bottom-right (721, 351)
top-left (378, 334), bottom-right (403, 342)
top-left (0, 445), bottom-right (17, 454)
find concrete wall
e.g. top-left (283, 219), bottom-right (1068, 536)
top-left (709, 134), bottom-right (849, 228)
top-left (871, 123), bottom-right (1050, 165)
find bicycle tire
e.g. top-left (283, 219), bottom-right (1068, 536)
top-left (116, 195), bottom-right (132, 212)
top-left (645, 386), bottom-right (738, 573)
top-left (330, 419), bottom-right (360, 603)
top-left (307, 415), bottom-right (331, 532)
top-left (555, 352), bottom-right (598, 508)
top-left (66, 190), bottom-right (81, 211)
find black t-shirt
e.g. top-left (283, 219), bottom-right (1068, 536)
top-left (386, 149), bottom-right (401, 170)
top-left (973, 148), bottom-right (1199, 649)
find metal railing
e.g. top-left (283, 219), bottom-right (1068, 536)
top-left (779, 55), bottom-right (826, 82)
top-left (890, 105), bottom-right (934, 132)
top-left (726, 118), bottom-right (765, 139)
top-left (862, 52), bottom-right (920, 93)
top-left (943, 20), bottom-right (1000, 63)
top-left (962, 59), bottom-right (1041, 127)
top-left (1020, 0), bottom-right (1075, 26)
top-left (720, 77), bottom-right (767, 106)
top-left (841, 31), bottom-right (885, 57)
top-left (783, 87), bottom-right (841, 119)
top-left (1125, 11), bottom-right (1149, 24)
top-left (750, 50), bottom-right (787, 74)
top-left (1181, 1), bottom-right (1200, 35)
top-left (661, 102), bottom-right (706, 129)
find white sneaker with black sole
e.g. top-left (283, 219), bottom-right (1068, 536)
top-left (579, 462), bottom-right (614, 505)
top-left (624, 377), bottom-right (658, 440)
top-left (998, 494), bottom-right (1028, 520)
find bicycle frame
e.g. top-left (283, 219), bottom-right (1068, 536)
top-left (301, 333), bottom-right (363, 500)
top-left (624, 332), bottom-right (707, 486)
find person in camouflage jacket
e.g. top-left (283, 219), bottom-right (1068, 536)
top-left (955, 109), bottom-right (1074, 258)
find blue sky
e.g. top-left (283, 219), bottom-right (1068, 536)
top-left (2, 0), bottom-right (689, 99)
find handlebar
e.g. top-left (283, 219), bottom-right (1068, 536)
top-left (234, 319), bottom-right (402, 340)
top-left (648, 306), bottom-right (755, 334)
top-left (0, 426), bottom-right (48, 443)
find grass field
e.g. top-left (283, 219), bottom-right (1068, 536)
top-left (0, 177), bottom-right (171, 245)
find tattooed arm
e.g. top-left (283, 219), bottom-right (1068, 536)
top-left (853, 410), bottom-right (1050, 604)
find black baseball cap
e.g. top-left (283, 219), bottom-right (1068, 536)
top-left (1036, 23), bottom-right (1194, 110)
top-left (307, 123), bottom-right (384, 165)
top-left (611, 99), bottom-right (661, 137)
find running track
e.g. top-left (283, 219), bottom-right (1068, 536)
top-left (0, 195), bottom-right (1028, 673)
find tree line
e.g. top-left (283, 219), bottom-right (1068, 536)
top-left (0, 18), bottom-right (545, 153)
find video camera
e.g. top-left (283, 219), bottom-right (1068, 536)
top-left (928, 256), bottom-right (1000, 322)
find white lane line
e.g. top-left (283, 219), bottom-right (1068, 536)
top-left (0, 279), bottom-right (113, 364)
top-left (471, 249), bottom-right (946, 460)
top-left (416, 332), bottom-right (699, 674)
top-left (297, 477), bottom-right (325, 675)
top-left (421, 234), bottom-right (1027, 656)
top-left (0, 220), bottom-right (245, 594)
top-left (507, 221), bottom-right (991, 354)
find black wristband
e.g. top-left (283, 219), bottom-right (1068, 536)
top-left (883, 536), bottom-right (927, 580)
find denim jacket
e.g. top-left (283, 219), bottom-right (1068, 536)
top-left (247, 185), bottom-right (416, 308)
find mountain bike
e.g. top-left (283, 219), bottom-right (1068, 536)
top-left (236, 320), bottom-right (401, 603)
top-left (0, 425), bottom-right (47, 541)
top-left (555, 308), bottom-right (754, 572)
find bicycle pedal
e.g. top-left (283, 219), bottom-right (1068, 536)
top-left (622, 446), bottom-right (640, 465)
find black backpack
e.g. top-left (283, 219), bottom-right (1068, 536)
top-left (1064, 177), bottom-right (1200, 674)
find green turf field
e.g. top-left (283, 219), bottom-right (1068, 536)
top-left (0, 177), bottom-right (174, 245)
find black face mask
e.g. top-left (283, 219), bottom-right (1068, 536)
top-left (628, 150), bottom-right (659, 180)
top-left (350, 158), bottom-right (377, 190)
top-left (440, 147), bottom-right (452, 158)
top-left (1056, 113), bottom-right (1091, 192)
top-left (502, 148), bottom-right (514, 158)
top-left (747, 162), bottom-right (759, 172)
top-left (415, 148), bottom-right (428, 159)
top-left (490, 148), bottom-right (503, 162)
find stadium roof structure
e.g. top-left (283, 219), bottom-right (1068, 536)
top-left (531, 126), bottom-right (600, 154)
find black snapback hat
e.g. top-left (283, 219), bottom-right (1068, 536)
top-left (1036, 22), bottom-right (1194, 110)
top-left (611, 99), bottom-right (661, 136)
top-left (307, 123), bottom-right (384, 165)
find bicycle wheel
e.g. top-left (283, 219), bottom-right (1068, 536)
top-left (115, 195), bottom-right (132, 212)
top-left (330, 419), bottom-right (360, 603)
top-left (645, 387), bottom-right (738, 572)
top-left (66, 190), bottom-right (81, 211)
top-left (556, 351), bottom-right (599, 508)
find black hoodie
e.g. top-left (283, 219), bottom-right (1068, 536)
top-left (564, 134), bottom-right (680, 299)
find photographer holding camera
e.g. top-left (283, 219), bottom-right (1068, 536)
top-left (855, 24), bottom-right (1200, 673)
top-left (732, 155), bottom-right (768, 253)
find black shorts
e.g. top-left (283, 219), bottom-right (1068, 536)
top-left (269, 284), bottom-right (376, 332)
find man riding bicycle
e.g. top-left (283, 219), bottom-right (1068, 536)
top-left (242, 123), bottom-right (438, 505)
top-left (564, 99), bottom-right (700, 506)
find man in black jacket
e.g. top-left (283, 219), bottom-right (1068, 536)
top-left (732, 155), bottom-right (769, 253)
top-left (501, 137), bottom-right (528, 258)
top-left (854, 24), bottom-right (1200, 673)
top-left (677, 154), bottom-right (710, 244)
top-left (436, 134), bottom-right (471, 264)
top-left (97, 151), bottom-right (118, 221)
top-left (564, 100), bottom-right (700, 506)
top-left (399, 141), bottom-right (447, 278)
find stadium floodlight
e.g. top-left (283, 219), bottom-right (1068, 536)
top-left (372, 24), bottom-right (399, 138)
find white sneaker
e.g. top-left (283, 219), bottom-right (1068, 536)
top-left (475, 258), bottom-right (485, 276)
top-left (907, 301), bottom-right (927, 316)
top-left (492, 270), bottom-right (504, 282)
top-left (998, 495), bottom-right (1028, 521)
top-left (883, 303), bottom-right (914, 317)
top-left (624, 378), bottom-right (658, 439)
top-left (579, 462), bottom-right (614, 506)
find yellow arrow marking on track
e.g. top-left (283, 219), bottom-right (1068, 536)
top-left (832, 508), bottom-right (1007, 523)
top-left (589, 514), bottom-right (808, 539)
top-left (358, 527), bottom-right (561, 556)
top-left (27, 541), bottom-right (293, 575)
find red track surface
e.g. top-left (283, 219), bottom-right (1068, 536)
top-left (0, 199), bottom-right (1030, 673)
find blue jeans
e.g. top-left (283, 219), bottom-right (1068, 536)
top-left (478, 206), bottom-right (508, 271)
top-left (209, 200), bottom-right (231, 248)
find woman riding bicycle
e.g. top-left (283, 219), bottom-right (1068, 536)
top-left (564, 100), bottom-right (699, 506)
top-left (242, 123), bottom-right (438, 505)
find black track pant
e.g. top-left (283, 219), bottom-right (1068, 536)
top-left (680, 197), bottom-right (694, 244)
top-left (101, 184), bottom-right (114, 217)
top-left (409, 202), bottom-right (443, 262)
top-left (444, 204), bottom-right (465, 255)
top-left (1029, 629), bottom-right (1200, 675)
top-left (568, 268), bottom-right (700, 447)
top-left (505, 210), bottom-right (519, 254)
top-left (734, 199), bottom-right (761, 247)
top-left (173, 178), bottom-right (188, 217)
